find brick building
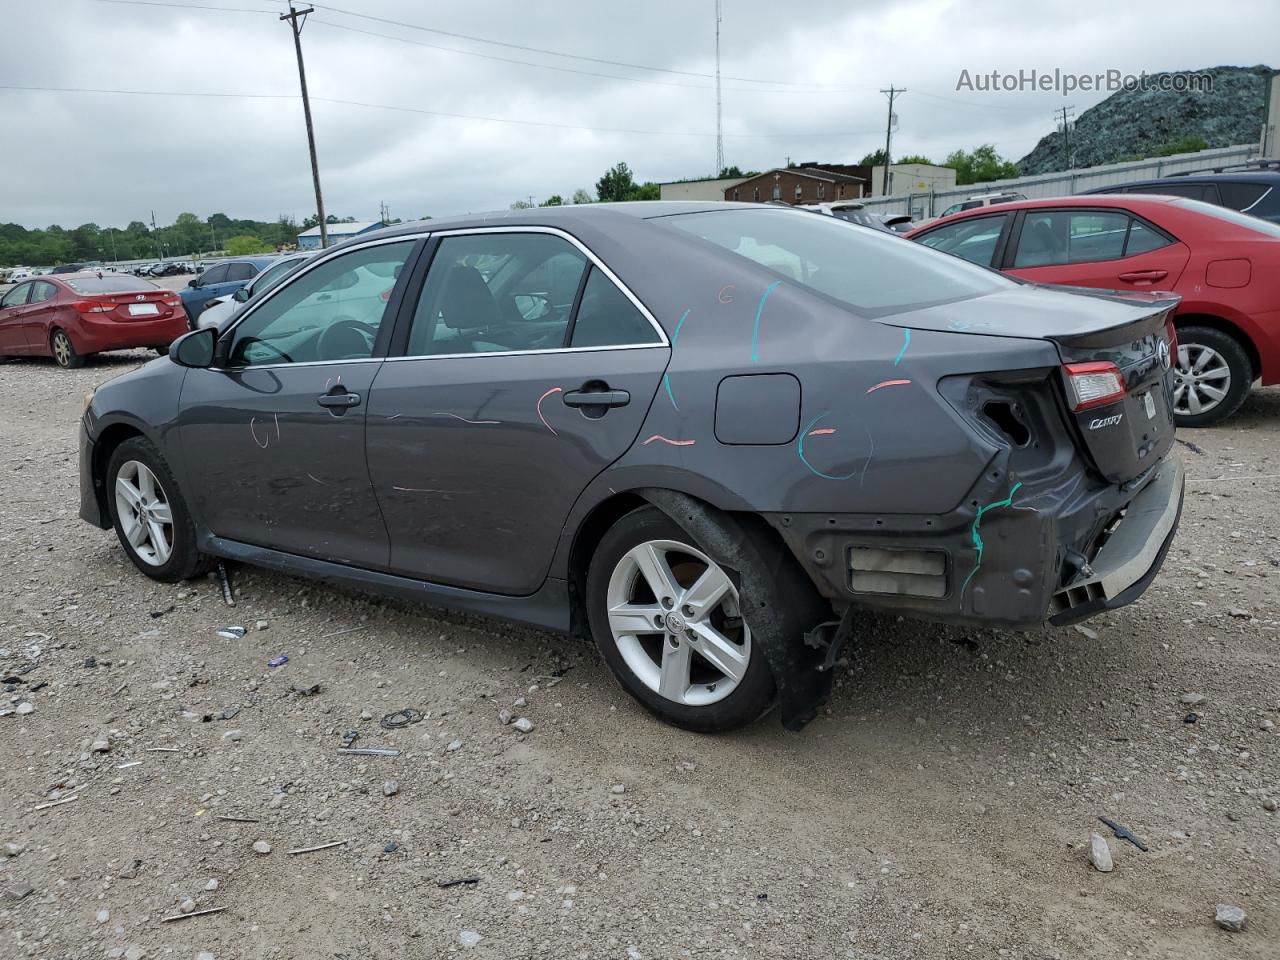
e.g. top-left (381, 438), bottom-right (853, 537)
top-left (724, 164), bottom-right (869, 204)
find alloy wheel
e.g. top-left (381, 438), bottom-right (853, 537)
top-left (52, 331), bottom-right (73, 367)
top-left (1172, 343), bottom-right (1231, 418)
top-left (605, 539), bottom-right (751, 707)
top-left (114, 460), bottom-right (174, 566)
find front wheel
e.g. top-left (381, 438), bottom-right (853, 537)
top-left (585, 506), bottom-right (775, 732)
top-left (106, 437), bottom-right (211, 582)
top-left (1172, 326), bottom-right (1253, 427)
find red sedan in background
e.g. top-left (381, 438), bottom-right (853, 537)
top-left (907, 194), bottom-right (1280, 425)
top-left (0, 272), bottom-right (189, 369)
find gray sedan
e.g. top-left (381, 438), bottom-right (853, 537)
top-left (78, 203), bottom-right (1183, 732)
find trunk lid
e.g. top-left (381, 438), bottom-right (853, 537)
top-left (90, 289), bottom-right (179, 322)
top-left (885, 283), bottom-right (1179, 484)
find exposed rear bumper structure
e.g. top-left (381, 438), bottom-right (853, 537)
top-left (767, 452), bottom-right (1184, 631)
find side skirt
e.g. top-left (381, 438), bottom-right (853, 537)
top-left (201, 535), bottom-right (571, 633)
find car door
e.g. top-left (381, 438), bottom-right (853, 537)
top-left (0, 282), bottom-right (32, 352)
top-left (175, 238), bottom-right (420, 567)
top-left (914, 213), bottom-right (1012, 268)
top-left (221, 261), bottom-right (259, 299)
top-left (1003, 208), bottom-right (1190, 290)
top-left (365, 228), bottom-right (669, 595)
top-left (184, 263), bottom-right (229, 319)
top-left (20, 280), bottom-right (62, 349)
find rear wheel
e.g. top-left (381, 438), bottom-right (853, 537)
top-left (585, 506), bottom-right (775, 732)
top-left (1172, 326), bottom-right (1252, 427)
top-left (106, 437), bottom-right (210, 582)
top-left (50, 328), bottom-right (84, 369)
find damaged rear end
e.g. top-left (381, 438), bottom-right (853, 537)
top-left (774, 285), bottom-right (1185, 630)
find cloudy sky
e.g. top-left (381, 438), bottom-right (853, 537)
top-left (2, 0), bottom-right (1274, 229)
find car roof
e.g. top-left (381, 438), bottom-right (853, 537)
top-left (908, 194), bottom-right (1187, 232)
top-left (1085, 171), bottom-right (1280, 191)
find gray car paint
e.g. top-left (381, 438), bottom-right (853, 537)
top-left (80, 201), bottom-right (1181, 644)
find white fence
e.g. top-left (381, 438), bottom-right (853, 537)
top-left (865, 144), bottom-right (1263, 219)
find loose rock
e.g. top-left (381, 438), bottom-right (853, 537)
top-left (1179, 692), bottom-right (1204, 705)
top-left (252, 840), bottom-right (271, 855)
top-left (460, 930), bottom-right (482, 947)
top-left (1088, 833), bottom-right (1113, 872)
top-left (179, 897), bottom-right (196, 914)
top-left (1215, 903), bottom-right (1247, 932)
top-left (512, 718), bottom-right (533, 734)
top-left (611, 783), bottom-right (627, 795)
top-left (383, 780), bottom-right (400, 797)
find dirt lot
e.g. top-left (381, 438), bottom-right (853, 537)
top-left (1, 342), bottom-right (1277, 960)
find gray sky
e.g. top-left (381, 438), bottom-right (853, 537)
top-left (2, 0), bottom-right (1274, 228)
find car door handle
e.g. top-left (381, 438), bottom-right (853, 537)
top-left (1118, 270), bottom-right (1168, 283)
top-left (317, 392), bottom-right (361, 409)
top-left (562, 388), bottom-right (630, 408)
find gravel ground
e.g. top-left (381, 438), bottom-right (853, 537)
top-left (1, 341), bottom-right (1277, 960)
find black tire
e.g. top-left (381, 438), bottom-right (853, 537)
top-left (105, 436), bottom-right (211, 582)
top-left (50, 328), bottom-right (85, 369)
top-left (1173, 325), bottom-right (1253, 427)
top-left (585, 505), bottom-right (776, 733)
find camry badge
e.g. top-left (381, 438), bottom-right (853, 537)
top-left (1157, 339), bottom-right (1171, 370)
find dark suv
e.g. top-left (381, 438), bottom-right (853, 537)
top-left (1083, 167), bottom-right (1280, 224)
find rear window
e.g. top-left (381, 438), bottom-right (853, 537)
top-left (1169, 197), bottom-right (1280, 238)
top-left (662, 207), bottom-right (1013, 316)
top-left (63, 276), bottom-right (158, 294)
top-left (1217, 181), bottom-right (1271, 211)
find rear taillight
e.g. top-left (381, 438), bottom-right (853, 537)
top-left (71, 299), bottom-right (113, 314)
top-left (1064, 361), bottom-right (1126, 411)
top-left (161, 292), bottom-right (181, 305)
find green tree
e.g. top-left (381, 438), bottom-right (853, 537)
top-left (629, 182), bottom-right (660, 201)
top-left (571, 188), bottom-right (593, 204)
top-left (719, 165), bottom-right (745, 178)
top-left (943, 144), bottom-right (1020, 186)
top-left (225, 235), bottom-right (271, 255)
top-left (859, 149), bottom-right (888, 166)
top-left (1154, 136), bottom-right (1209, 157)
top-left (596, 162), bottom-right (637, 202)
top-left (510, 200), bottom-right (535, 210)
top-left (540, 195), bottom-right (564, 206)
top-left (896, 154), bottom-right (933, 165)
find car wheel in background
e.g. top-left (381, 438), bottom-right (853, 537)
top-left (585, 506), bottom-right (776, 732)
top-left (106, 437), bottom-right (211, 582)
top-left (1172, 325), bottom-right (1252, 427)
top-left (50, 328), bottom-right (85, 369)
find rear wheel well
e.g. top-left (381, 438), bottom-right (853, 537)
top-left (92, 424), bottom-right (145, 519)
top-left (567, 492), bottom-right (648, 640)
top-left (1174, 314), bottom-right (1259, 381)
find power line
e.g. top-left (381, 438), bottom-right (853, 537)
top-left (1, 84), bottom-right (881, 141)
top-left (90, 0), bottom-right (283, 14)
top-left (308, 1), bottom-right (865, 90)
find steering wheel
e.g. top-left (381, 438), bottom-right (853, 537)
top-left (317, 317), bottom-right (377, 360)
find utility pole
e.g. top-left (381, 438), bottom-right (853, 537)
top-left (1055, 105), bottom-right (1075, 170)
top-left (714, 0), bottom-right (723, 176)
top-left (281, 4), bottom-right (327, 248)
top-left (150, 210), bottom-right (161, 260)
top-left (880, 86), bottom-right (905, 196)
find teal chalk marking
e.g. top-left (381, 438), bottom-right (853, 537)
top-left (798, 413), bottom-right (857, 481)
top-left (672, 308), bottom-right (689, 345)
top-left (894, 328), bottom-right (911, 366)
top-left (664, 309), bottom-right (690, 410)
top-left (751, 281), bottom-right (781, 364)
top-left (960, 481), bottom-right (1023, 595)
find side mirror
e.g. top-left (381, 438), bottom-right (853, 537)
top-left (169, 327), bottom-right (216, 368)
top-left (187, 278), bottom-right (198, 288)
top-left (233, 287), bottom-right (250, 303)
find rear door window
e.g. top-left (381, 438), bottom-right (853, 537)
top-left (1012, 210), bottom-right (1129, 267)
top-left (916, 214), bottom-right (1008, 267)
top-left (1123, 220), bottom-right (1173, 256)
top-left (1216, 181), bottom-right (1271, 211)
top-left (227, 262), bottom-right (259, 282)
top-left (29, 281), bottom-right (58, 303)
top-left (568, 267), bottom-right (661, 348)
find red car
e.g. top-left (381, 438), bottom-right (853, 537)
top-left (0, 272), bottom-right (189, 369)
top-left (907, 194), bottom-right (1280, 425)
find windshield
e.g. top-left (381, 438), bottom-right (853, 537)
top-left (63, 276), bottom-right (157, 294)
top-left (661, 207), bottom-right (1013, 316)
top-left (1169, 197), bottom-right (1280, 238)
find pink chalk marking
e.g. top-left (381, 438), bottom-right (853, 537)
top-left (718, 284), bottom-right (736, 304)
top-left (431, 413), bottom-right (500, 425)
top-left (249, 417), bottom-right (269, 449)
top-left (866, 379), bottom-right (912, 394)
top-left (643, 435), bottom-right (696, 447)
top-left (807, 427), bottom-right (837, 437)
top-left (536, 386), bottom-right (563, 435)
